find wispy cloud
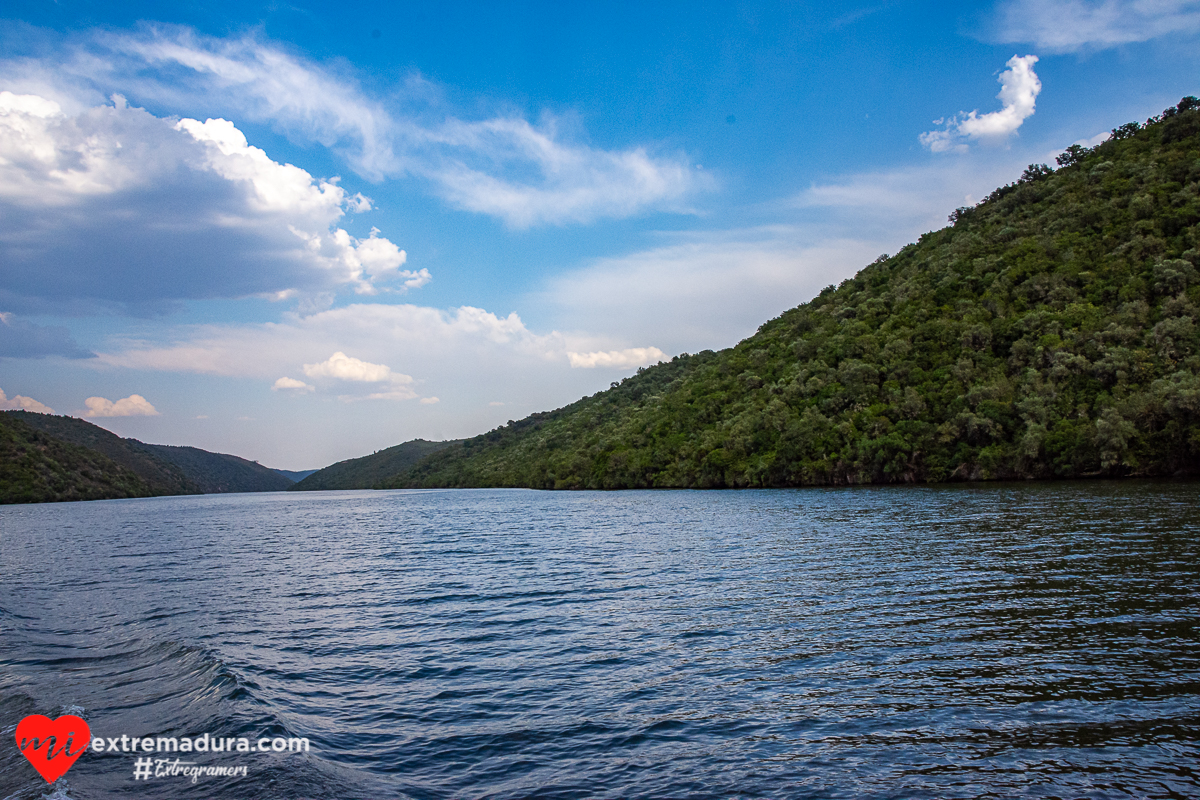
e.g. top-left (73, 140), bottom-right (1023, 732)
top-left (541, 231), bottom-right (889, 355)
top-left (426, 116), bottom-right (707, 227)
top-left (16, 26), bottom-right (707, 228)
top-left (921, 55), bottom-right (1041, 153)
top-left (104, 27), bottom-right (403, 179)
top-left (992, 0), bottom-right (1200, 52)
top-left (567, 347), bottom-right (667, 369)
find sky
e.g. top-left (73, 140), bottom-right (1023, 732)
top-left (1, 0), bottom-right (1198, 470)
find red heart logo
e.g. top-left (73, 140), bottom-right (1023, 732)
top-left (15, 714), bottom-right (91, 783)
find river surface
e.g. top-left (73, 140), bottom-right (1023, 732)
top-left (1, 483), bottom-right (1198, 799)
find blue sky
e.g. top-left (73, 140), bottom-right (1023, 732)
top-left (1, 0), bottom-right (1198, 469)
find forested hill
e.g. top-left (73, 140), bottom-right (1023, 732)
top-left (387, 98), bottom-right (1200, 489)
top-left (290, 439), bottom-right (457, 490)
top-left (137, 443), bottom-right (294, 494)
top-left (2, 411), bottom-right (294, 503)
top-left (7, 411), bottom-right (198, 496)
top-left (0, 413), bottom-right (153, 503)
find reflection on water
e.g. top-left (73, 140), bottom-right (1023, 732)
top-left (1, 481), bottom-right (1198, 798)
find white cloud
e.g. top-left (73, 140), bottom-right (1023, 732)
top-left (272, 376), bottom-right (314, 392)
top-left (567, 347), bottom-right (667, 369)
top-left (9, 27), bottom-right (706, 228)
top-left (302, 350), bottom-right (420, 401)
top-left (303, 351), bottom-right (404, 383)
top-left (427, 117), bottom-right (708, 227)
top-left (419, 396), bottom-right (440, 404)
top-left (0, 387), bottom-right (55, 414)
top-left (82, 394), bottom-right (159, 417)
top-left (0, 93), bottom-right (420, 311)
top-left (993, 0), bottom-right (1200, 52)
top-left (920, 55), bottom-right (1041, 153)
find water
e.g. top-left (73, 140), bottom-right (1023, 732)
top-left (1, 483), bottom-right (1198, 799)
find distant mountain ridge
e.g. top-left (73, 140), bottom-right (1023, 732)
top-left (290, 439), bottom-right (457, 491)
top-left (274, 468), bottom-right (319, 482)
top-left (136, 442), bottom-right (295, 494)
top-left (1, 411), bottom-right (294, 504)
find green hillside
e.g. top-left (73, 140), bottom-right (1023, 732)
top-left (139, 443), bottom-right (295, 493)
top-left (291, 439), bottom-right (457, 490)
top-left (8, 411), bottom-right (199, 495)
top-left (0, 413), bottom-right (152, 503)
top-left (387, 98), bottom-right (1200, 489)
top-left (4, 411), bottom-right (297, 501)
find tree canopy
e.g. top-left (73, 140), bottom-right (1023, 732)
top-left (385, 98), bottom-right (1200, 489)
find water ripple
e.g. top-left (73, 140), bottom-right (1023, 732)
top-left (0, 481), bottom-right (1197, 798)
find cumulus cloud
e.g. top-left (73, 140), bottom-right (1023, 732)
top-left (82, 393), bottom-right (159, 417)
top-left (303, 351), bottom-right (404, 383)
top-left (920, 55), bottom-right (1041, 153)
top-left (7, 26), bottom-right (705, 228)
top-left (0, 92), bottom-right (421, 312)
top-left (301, 351), bottom-right (419, 401)
top-left (272, 376), bottom-right (314, 392)
top-left (0, 387), bottom-right (55, 414)
top-left (0, 312), bottom-right (94, 358)
top-left (567, 347), bottom-right (667, 369)
top-left (993, 0), bottom-right (1200, 52)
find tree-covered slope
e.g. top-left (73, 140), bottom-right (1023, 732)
top-left (388, 99), bottom-right (1200, 489)
top-left (138, 443), bottom-right (295, 493)
top-left (5, 412), bottom-right (295, 499)
top-left (7, 411), bottom-right (200, 495)
top-left (0, 413), bottom-right (152, 503)
top-left (291, 439), bottom-right (457, 490)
